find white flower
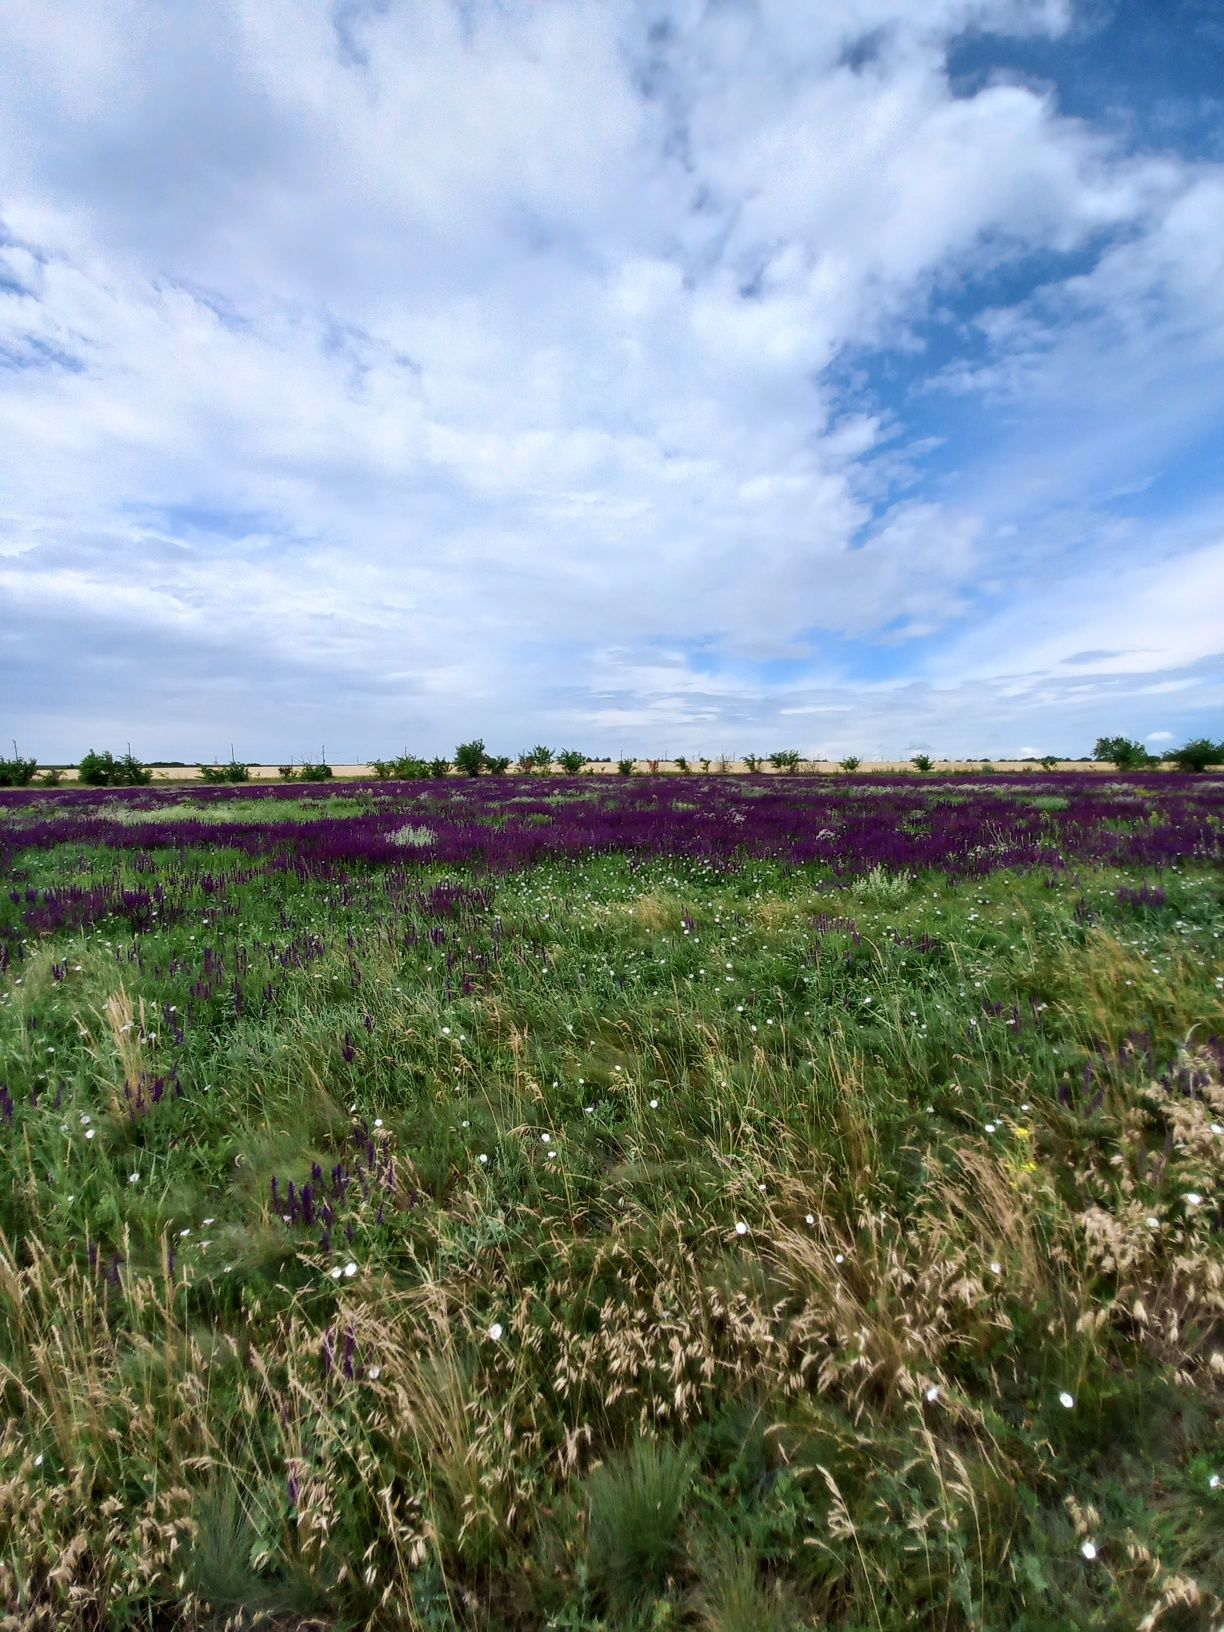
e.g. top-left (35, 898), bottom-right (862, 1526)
top-left (462, 1119), bottom-right (470, 1128)
top-left (805, 1213), bottom-right (815, 1225)
top-left (373, 1118), bottom-right (383, 1129)
top-left (128, 1173), bottom-right (140, 1185)
top-left (80, 1114), bottom-right (91, 1126)
top-left (1146, 1216), bottom-right (1160, 1229)
top-left (479, 1153), bottom-right (489, 1164)
top-left (649, 1099), bottom-right (658, 1109)
top-left (734, 1221), bottom-right (749, 1237)
top-left (1080, 1540), bottom-right (1097, 1561)
top-left (1209, 1473), bottom-right (1220, 1489)
top-left (925, 1385), bottom-right (940, 1402)
top-left (368, 1365), bottom-right (382, 1380)
top-left (1059, 1391), bottom-right (1075, 1409)
top-left (488, 1322), bottom-right (503, 1341)
top-left (990, 1261), bottom-right (1002, 1275)
top-left (835, 1252), bottom-right (845, 1264)
top-left (344, 1262), bottom-right (357, 1277)
top-left (203, 1217), bottom-right (214, 1226)
top-left (179, 1228), bottom-right (190, 1238)
top-left (85, 1128), bottom-right (96, 1140)
top-left (329, 1266), bottom-right (343, 1279)
top-left (984, 1122), bottom-right (996, 1134)
top-left (540, 1132), bottom-right (551, 1143)
top-left (442, 1026), bottom-right (450, 1035)
top-left (1185, 1192), bottom-right (1203, 1207)
top-left (34, 1453), bottom-right (43, 1467)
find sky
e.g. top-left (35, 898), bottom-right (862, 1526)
top-left (1, 0), bottom-right (1222, 764)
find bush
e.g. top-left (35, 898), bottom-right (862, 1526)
top-left (426, 757), bottom-right (451, 779)
top-left (699, 757), bottom-right (711, 773)
top-left (299, 761), bottom-right (333, 782)
top-left (454, 740), bottom-right (487, 776)
top-left (0, 749), bottom-right (38, 787)
top-left (911, 753), bottom-right (933, 773)
top-left (372, 754), bottom-right (429, 779)
top-left (556, 750), bottom-right (586, 775)
top-left (529, 745), bottom-right (553, 773)
top-left (38, 768), bottom-right (63, 786)
top-left (839, 755), bottom-right (861, 772)
top-left (485, 755), bottom-right (512, 775)
top-left (278, 764), bottom-right (298, 781)
top-left (199, 759), bottom-right (250, 784)
top-left (1040, 755), bottom-right (1059, 771)
top-left (768, 749), bottom-right (801, 774)
top-left (584, 1439), bottom-right (692, 1614)
top-left (1093, 735), bottom-right (1151, 770)
top-left (616, 758), bottom-right (635, 776)
top-left (743, 754), bottom-right (762, 773)
top-left (674, 755), bottom-right (690, 774)
top-left (77, 749), bottom-right (151, 787)
top-left (1163, 737), bottom-right (1221, 773)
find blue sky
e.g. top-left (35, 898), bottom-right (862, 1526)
top-left (1, 0), bottom-right (1221, 762)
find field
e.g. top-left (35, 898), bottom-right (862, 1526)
top-left (1, 773), bottom-right (1222, 1631)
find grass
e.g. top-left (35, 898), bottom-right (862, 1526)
top-left (0, 782), bottom-right (1222, 1629)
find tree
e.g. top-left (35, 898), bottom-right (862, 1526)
top-left (743, 754), bottom-right (763, 773)
top-left (0, 744), bottom-right (37, 787)
top-left (617, 758), bottom-right (634, 776)
top-left (768, 749), bottom-right (802, 774)
top-left (530, 746), bottom-right (553, 773)
top-left (486, 755), bottom-right (512, 774)
top-left (78, 748), bottom-right (151, 787)
top-left (556, 749), bottom-right (587, 775)
top-left (1039, 755), bottom-right (1059, 771)
top-left (673, 755), bottom-right (690, 774)
top-left (454, 739), bottom-right (487, 776)
top-left (839, 755), bottom-right (861, 773)
top-left (1093, 736), bottom-right (1151, 770)
top-left (1163, 737), bottom-right (1221, 773)
top-left (911, 753), bottom-right (933, 773)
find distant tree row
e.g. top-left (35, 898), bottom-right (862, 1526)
top-left (1, 735), bottom-right (1219, 789)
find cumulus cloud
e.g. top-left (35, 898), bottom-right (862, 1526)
top-left (0, 0), bottom-right (1220, 758)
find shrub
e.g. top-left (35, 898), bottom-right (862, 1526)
top-left (979, 762), bottom-right (996, 775)
top-left (485, 755), bottom-right (512, 775)
top-left (743, 754), bottom-right (762, 773)
top-left (0, 748), bottom-right (38, 787)
top-left (453, 739), bottom-right (487, 776)
top-left (278, 764), bottom-right (298, 781)
top-left (674, 755), bottom-right (690, 774)
top-left (556, 750), bottom-right (586, 775)
top-left (530, 745), bottom-right (553, 773)
top-left (768, 749), bottom-right (801, 774)
top-left (38, 768), bottom-right (63, 786)
top-left (839, 755), bottom-right (861, 772)
top-left (1163, 737), bottom-right (1221, 773)
top-left (616, 758), bottom-right (635, 776)
top-left (299, 761), bottom-right (333, 782)
top-left (584, 1439), bottom-right (692, 1614)
top-left (1040, 755), bottom-right (1059, 771)
top-left (78, 749), bottom-right (151, 786)
top-left (716, 754), bottom-right (731, 773)
top-left (199, 759), bottom-right (250, 784)
top-left (1093, 735), bottom-right (1151, 769)
top-left (911, 753), bottom-right (933, 773)
top-left (426, 757), bottom-right (451, 779)
top-left (646, 758), bottom-right (661, 774)
top-left (699, 757), bottom-right (711, 773)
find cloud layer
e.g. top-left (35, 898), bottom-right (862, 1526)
top-left (2, 0), bottom-right (1221, 760)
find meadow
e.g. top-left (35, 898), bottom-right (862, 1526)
top-left (1, 772), bottom-right (1222, 1631)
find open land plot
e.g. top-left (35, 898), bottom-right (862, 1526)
top-left (1, 773), bottom-right (1222, 1630)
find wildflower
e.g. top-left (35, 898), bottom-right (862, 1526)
top-left (488, 1321), bottom-right (503, 1341)
top-left (835, 1252), bottom-right (845, 1264)
top-left (990, 1261), bottom-right (1002, 1275)
top-left (734, 1221), bottom-right (749, 1236)
top-left (344, 1261), bottom-right (357, 1277)
top-left (1059, 1391), bottom-right (1075, 1409)
top-left (479, 1153), bottom-right (489, 1164)
top-left (374, 1118), bottom-right (383, 1129)
top-left (649, 1098), bottom-right (658, 1109)
top-left (128, 1173), bottom-right (140, 1185)
top-left (1146, 1216), bottom-right (1160, 1229)
top-left (1209, 1474), bottom-right (1220, 1489)
top-left (368, 1365), bottom-right (382, 1380)
top-left (203, 1217), bottom-right (214, 1226)
top-left (1080, 1541), bottom-right (1097, 1561)
top-left (85, 1128), bottom-right (96, 1140)
top-left (1185, 1192), bottom-right (1203, 1207)
top-left (984, 1122), bottom-right (997, 1134)
top-left (925, 1385), bottom-right (940, 1402)
top-left (805, 1213), bottom-right (815, 1225)
top-left (540, 1132), bottom-right (551, 1143)
top-left (329, 1266), bottom-right (343, 1280)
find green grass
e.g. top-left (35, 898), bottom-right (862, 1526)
top-left (1, 834), bottom-right (1222, 1629)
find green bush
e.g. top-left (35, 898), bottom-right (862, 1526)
top-left (1093, 735), bottom-right (1152, 769)
top-left (617, 758), bottom-right (635, 776)
top-left (556, 750), bottom-right (587, 775)
top-left (199, 759), bottom-right (250, 784)
top-left (77, 748), bottom-right (151, 786)
top-left (299, 761), bottom-right (333, 782)
top-left (486, 755), bottom-right (512, 775)
top-left (1039, 755), bottom-right (1059, 771)
top-left (426, 757), bottom-right (451, 779)
top-left (839, 755), bottom-right (861, 772)
top-left (0, 749), bottom-right (38, 787)
top-left (454, 740), bottom-right (487, 776)
top-left (1163, 737), bottom-right (1221, 773)
top-left (743, 754), bottom-right (763, 773)
top-left (768, 750), bottom-right (802, 774)
top-left (278, 764), bottom-right (298, 780)
top-left (674, 755), bottom-right (690, 774)
top-left (911, 753), bottom-right (933, 773)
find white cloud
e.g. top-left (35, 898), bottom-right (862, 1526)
top-left (0, 0), bottom-right (1220, 757)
